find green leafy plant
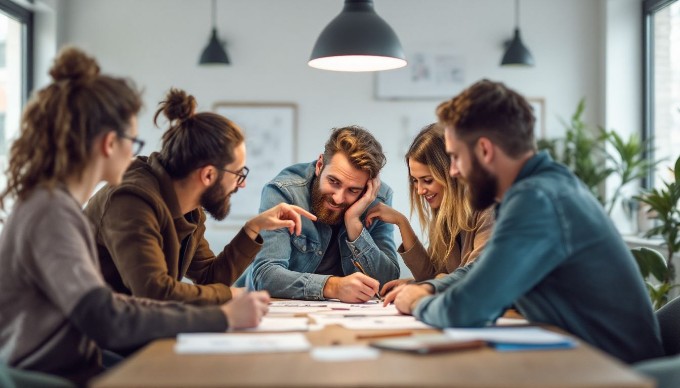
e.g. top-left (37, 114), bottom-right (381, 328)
top-left (631, 247), bottom-right (676, 309)
top-left (635, 155), bottom-right (680, 283)
top-left (601, 129), bottom-right (659, 215)
top-left (537, 98), bottom-right (658, 215)
top-left (537, 98), bottom-right (612, 205)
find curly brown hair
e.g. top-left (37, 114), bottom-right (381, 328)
top-left (0, 46), bottom-right (142, 210)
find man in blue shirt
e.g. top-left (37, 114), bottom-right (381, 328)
top-left (238, 126), bottom-right (399, 302)
top-left (384, 80), bottom-right (663, 363)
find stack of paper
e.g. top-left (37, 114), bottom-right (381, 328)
top-left (444, 327), bottom-right (576, 351)
top-left (175, 333), bottom-right (311, 354)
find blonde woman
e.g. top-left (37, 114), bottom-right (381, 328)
top-left (366, 124), bottom-right (494, 295)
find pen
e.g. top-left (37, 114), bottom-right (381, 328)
top-left (351, 259), bottom-right (383, 302)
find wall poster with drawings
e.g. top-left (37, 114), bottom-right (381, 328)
top-left (212, 102), bottom-right (297, 222)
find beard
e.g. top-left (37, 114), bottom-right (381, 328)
top-left (201, 179), bottom-right (235, 221)
top-left (311, 177), bottom-right (348, 225)
top-left (464, 154), bottom-right (498, 211)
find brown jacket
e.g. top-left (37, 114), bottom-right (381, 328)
top-left (399, 208), bottom-right (494, 281)
top-left (85, 153), bottom-right (262, 305)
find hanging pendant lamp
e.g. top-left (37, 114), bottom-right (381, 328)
top-left (309, 0), bottom-right (407, 72)
top-left (501, 0), bottom-right (534, 67)
top-left (199, 0), bottom-right (230, 65)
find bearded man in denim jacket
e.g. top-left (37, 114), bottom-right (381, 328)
top-left (237, 126), bottom-right (400, 302)
top-left (385, 80), bottom-right (663, 364)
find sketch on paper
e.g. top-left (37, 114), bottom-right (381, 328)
top-left (212, 103), bottom-right (297, 221)
top-left (376, 46), bottom-right (465, 100)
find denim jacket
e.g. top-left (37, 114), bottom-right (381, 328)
top-left (237, 161), bottom-right (399, 299)
top-left (414, 152), bottom-right (663, 363)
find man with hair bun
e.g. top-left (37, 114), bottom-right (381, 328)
top-left (237, 126), bottom-right (400, 302)
top-left (85, 88), bottom-right (316, 306)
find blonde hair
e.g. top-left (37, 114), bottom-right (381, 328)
top-left (406, 124), bottom-right (475, 272)
top-left (0, 46), bottom-right (141, 210)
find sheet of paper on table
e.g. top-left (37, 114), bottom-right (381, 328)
top-left (238, 317), bottom-right (310, 332)
top-left (310, 315), bottom-right (435, 330)
top-left (175, 333), bottom-right (311, 354)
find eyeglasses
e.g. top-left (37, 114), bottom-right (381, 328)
top-left (220, 166), bottom-right (249, 185)
top-left (118, 133), bottom-right (145, 156)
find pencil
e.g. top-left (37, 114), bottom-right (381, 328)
top-left (351, 259), bottom-right (383, 302)
top-left (356, 331), bottom-right (413, 340)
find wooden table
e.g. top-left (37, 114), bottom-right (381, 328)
top-left (91, 323), bottom-right (652, 387)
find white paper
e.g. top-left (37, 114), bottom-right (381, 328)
top-left (332, 316), bottom-right (434, 330)
top-left (310, 346), bottom-right (380, 361)
top-left (444, 327), bottom-right (574, 345)
top-left (175, 333), bottom-right (311, 354)
top-left (239, 317), bottom-right (309, 332)
top-left (495, 317), bottom-right (530, 326)
top-left (309, 304), bottom-right (400, 317)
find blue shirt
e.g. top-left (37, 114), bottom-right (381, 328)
top-left (237, 161), bottom-right (400, 299)
top-left (414, 152), bottom-right (664, 363)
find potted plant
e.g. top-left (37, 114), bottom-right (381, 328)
top-left (631, 247), bottom-right (676, 309)
top-left (634, 155), bottom-right (680, 307)
top-left (537, 98), bottom-right (612, 204)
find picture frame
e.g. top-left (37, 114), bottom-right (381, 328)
top-left (528, 97), bottom-right (546, 139)
top-left (375, 46), bottom-right (465, 100)
top-left (212, 102), bottom-right (298, 220)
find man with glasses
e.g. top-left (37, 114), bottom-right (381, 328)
top-left (85, 88), bottom-right (315, 305)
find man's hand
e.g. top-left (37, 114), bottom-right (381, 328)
top-left (383, 284), bottom-right (433, 315)
top-left (379, 278), bottom-right (413, 297)
top-left (244, 204), bottom-right (317, 239)
top-left (344, 177), bottom-right (381, 240)
top-left (220, 291), bottom-right (270, 330)
top-left (323, 272), bottom-right (380, 303)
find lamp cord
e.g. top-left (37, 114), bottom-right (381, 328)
top-left (211, 0), bottom-right (217, 29)
top-left (515, 0), bottom-right (520, 28)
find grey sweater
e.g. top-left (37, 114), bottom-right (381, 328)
top-left (0, 187), bottom-right (227, 385)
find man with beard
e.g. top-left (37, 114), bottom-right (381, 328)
top-left (383, 80), bottom-right (663, 364)
top-left (236, 126), bottom-right (400, 302)
top-left (85, 88), bottom-right (315, 305)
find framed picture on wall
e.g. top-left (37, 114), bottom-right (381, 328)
top-left (528, 98), bottom-right (546, 139)
top-left (212, 102), bottom-right (298, 220)
top-left (375, 46), bottom-right (465, 100)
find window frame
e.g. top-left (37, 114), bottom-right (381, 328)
top-left (0, 0), bottom-right (33, 104)
top-left (643, 0), bottom-right (679, 188)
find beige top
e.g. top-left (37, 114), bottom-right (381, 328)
top-left (399, 208), bottom-right (494, 281)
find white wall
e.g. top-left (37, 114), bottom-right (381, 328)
top-left (604, 0), bottom-right (643, 234)
top-left (45, 0), bottom-right (637, 275)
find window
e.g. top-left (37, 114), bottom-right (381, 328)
top-left (0, 0), bottom-right (32, 159)
top-left (644, 0), bottom-right (680, 188)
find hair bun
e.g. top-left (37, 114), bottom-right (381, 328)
top-left (159, 88), bottom-right (197, 123)
top-left (49, 46), bottom-right (100, 82)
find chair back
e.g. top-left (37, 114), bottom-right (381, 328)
top-left (657, 295), bottom-right (680, 356)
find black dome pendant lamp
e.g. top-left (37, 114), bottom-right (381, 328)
top-left (309, 0), bottom-right (407, 72)
top-left (501, 0), bottom-right (534, 67)
top-left (199, 0), bottom-right (230, 65)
